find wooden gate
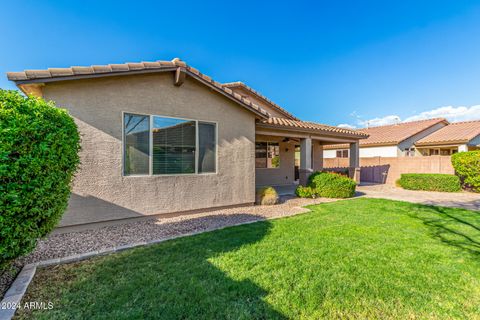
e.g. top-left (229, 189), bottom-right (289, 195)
top-left (360, 165), bottom-right (390, 184)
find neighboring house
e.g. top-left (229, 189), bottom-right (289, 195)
top-left (324, 118), bottom-right (448, 158)
top-left (7, 58), bottom-right (367, 228)
top-left (415, 120), bottom-right (480, 155)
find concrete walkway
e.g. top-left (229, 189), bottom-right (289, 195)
top-left (357, 184), bottom-right (480, 211)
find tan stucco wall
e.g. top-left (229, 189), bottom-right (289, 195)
top-left (255, 135), bottom-right (296, 186)
top-left (42, 73), bottom-right (256, 227)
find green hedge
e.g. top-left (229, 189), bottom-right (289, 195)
top-left (398, 173), bottom-right (461, 192)
top-left (451, 151), bottom-right (480, 192)
top-left (0, 90), bottom-right (80, 265)
top-left (296, 171), bottom-right (356, 199)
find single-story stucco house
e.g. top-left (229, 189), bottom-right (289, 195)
top-left (414, 120), bottom-right (480, 155)
top-left (324, 118), bottom-right (448, 158)
top-left (7, 58), bottom-right (367, 229)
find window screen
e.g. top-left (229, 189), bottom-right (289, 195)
top-left (198, 122), bottom-right (216, 173)
top-left (124, 113), bottom-right (150, 175)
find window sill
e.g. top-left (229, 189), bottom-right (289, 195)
top-left (123, 172), bottom-right (218, 177)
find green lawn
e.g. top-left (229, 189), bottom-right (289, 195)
top-left (18, 198), bottom-right (480, 319)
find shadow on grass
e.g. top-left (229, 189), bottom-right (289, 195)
top-left (408, 204), bottom-right (480, 257)
top-left (21, 214), bottom-right (286, 319)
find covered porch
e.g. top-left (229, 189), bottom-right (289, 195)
top-left (255, 118), bottom-right (366, 190)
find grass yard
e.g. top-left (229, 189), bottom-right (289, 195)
top-left (17, 198), bottom-right (480, 319)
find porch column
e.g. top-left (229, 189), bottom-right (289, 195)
top-left (349, 141), bottom-right (361, 183)
top-left (312, 142), bottom-right (323, 172)
top-left (299, 138), bottom-right (313, 186)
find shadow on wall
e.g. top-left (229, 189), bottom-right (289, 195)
top-left (407, 204), bottom-right (480, 257)
top-left (61, 193), bottom-right (145, 227)
top-left (29, 216), bottom-right (286, 319)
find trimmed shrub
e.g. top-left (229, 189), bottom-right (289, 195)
top-left (255, 187), bottom-right (279, 205)
top-left (451, 151), bottom-right (480, 192)
top-left (295, 186), bottom-right (316, 198)
top-left (398, 173), bottom-right (461, 192)
top-left (296, 171), bottom-right (356, 199)
top-left (309, 171), bottom-right (356, 198)
top-left (0, 90), bottom-right (80, 265)
top-left (323, 168), bottom-right (349, 177)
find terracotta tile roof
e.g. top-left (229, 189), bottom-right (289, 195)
top-left (222, 81), bottom-right (298, 120)
top-left (7, 58), bottom-right (271, 119)
top-left (415, 120), bottom-right (480, 146)
top-left (323, 118), bottom-right (448, 149)
top-left (259, 117), bottom-right (369, 138)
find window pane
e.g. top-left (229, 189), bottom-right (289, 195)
top-left (267, 143), bottom-right (280, 168)
top-left (255, 142), bottom-right (267, 168)
top-left (152, 117), bottom-right (196, 174)
top-left (198, 122), bottom-right (216, 173)
top-left (124, 113), bottom-right (150, 175)
top-left (336, 150), bottom-right (342, 158)
top-left (440, 149), bottom-right (450, 155)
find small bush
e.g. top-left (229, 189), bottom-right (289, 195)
top-left (255, 187), bottom-right (279, 205)
top-left (297, 171), bottom-right (357, 199)
top-left (295, 186), bottom-right (316, 198)
top-left (0, 90), bottom-right (80, 265)
top-left (398, 173), bottom-right (461, 192)
top-left (309, 172), bottom-right (356, 198)
top-left (451, 151), bottom-right (480, 192)
top-left (323, 168), bottom-right (349, 177)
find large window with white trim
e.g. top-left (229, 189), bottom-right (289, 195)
top-left (123, 113), bottom-right (216, 175)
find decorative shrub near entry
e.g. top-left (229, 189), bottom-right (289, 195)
top-left (255, 187), bottom-right (279, 205)
top-left (0, 90), bottom-right (80, 266)
top-left (296, 171), bottom-right (356, 199)
top-left (398, 173), bottom-right (461, 192)
top-left (451, 151), bottom-right (480, 192)
top-left (309, 172), bottom-right (357, 198)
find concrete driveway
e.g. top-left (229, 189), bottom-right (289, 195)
top-left (357, 184), bottom-right (480, 211)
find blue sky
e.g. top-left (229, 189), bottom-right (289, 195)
top-left (2, 0), bottom-right (480, 127)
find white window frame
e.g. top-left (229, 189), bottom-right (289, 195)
top-left (122, 111), bottom-right (218, 177)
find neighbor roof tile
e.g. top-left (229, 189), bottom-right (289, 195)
top-left (323, 118), bottom-right (448, 149)
top-left (415, 120), bottom-right (480, 146)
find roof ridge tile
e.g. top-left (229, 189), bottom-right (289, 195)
top-left (222, 81), bottom-right (299, 120)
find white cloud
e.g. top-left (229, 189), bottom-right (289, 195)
top-left (358, 115), bottom-right (401, 127)
top-left (404, 105), bottom-right (480, 123)
top-left (337, 123), bottom-right (356, 129)
top-left (337, 105), bottom-right (480, 129)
